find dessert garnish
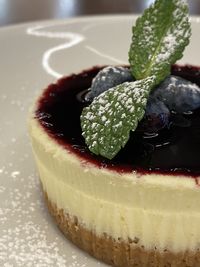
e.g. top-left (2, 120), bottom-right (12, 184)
top-left (81, 0), bottom-right (191, 160)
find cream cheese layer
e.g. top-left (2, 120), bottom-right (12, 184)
top-left (29, 116), bottom-right (200, 252)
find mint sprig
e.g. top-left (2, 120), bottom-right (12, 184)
top-left (129, 0), bottom-right (191, 85)
top-left (81, 0), bottom-right (191, 159)
top-left (81, 77), bottom-right (155, 159)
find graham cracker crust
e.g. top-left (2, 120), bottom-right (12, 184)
top-left (44, 192), bottom-right (200, 267)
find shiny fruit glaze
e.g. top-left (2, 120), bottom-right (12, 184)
top-left (36, 65), bottom-right (200, 178)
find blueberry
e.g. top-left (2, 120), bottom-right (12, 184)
top-left (86, 66), bottom-right (133, 100)
top-left (140, 97), bottom-right (170, 133)
top-left (151, 76), bottom-right (200, 113)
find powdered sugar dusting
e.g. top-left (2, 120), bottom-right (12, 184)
top-left (1, 222), bottom-right (67, 266)
top-left (156, 34), bottom-right (177, 62)
top-left (155, 4), bottom-right (191, 65)
top-left (0, 148), bottom-right (67, 266)
top-left (0, 137), bottom-right (105, 266)
top-left (178, 0), bottom-right (187, 5)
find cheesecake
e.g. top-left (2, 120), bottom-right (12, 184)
top-left (28, 0), bottom-right (199, 265)
top-left (29, 65), bottom-right (200, 267)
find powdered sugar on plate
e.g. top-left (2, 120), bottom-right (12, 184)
top-left (0, 133), bottom-right (106, 266)
top-left (0, 95), bottom-right (106, 266)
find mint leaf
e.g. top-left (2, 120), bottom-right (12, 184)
top-left (81, 0), bottom-right (191, 159)
top-left (129, 0), bottom-right (191, 85)
top-left (81, 77), bottom-right (155, 159)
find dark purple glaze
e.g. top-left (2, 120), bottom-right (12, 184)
top-left (35, 65), bottom-right (200, 178)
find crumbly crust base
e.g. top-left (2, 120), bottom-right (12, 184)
top-left (44, 192), bottom-right (200, 267)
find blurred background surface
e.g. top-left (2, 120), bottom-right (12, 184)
top-left (0, 0), bottom-right (199, 27)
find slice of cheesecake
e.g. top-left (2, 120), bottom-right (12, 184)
top-left (29, 65), bottom-right (200, 267)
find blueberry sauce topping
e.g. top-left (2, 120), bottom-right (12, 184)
top-left (36, 65), bottom-right (200, 177)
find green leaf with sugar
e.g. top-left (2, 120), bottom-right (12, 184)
top-left (81, 77), bottom-right (155, 160)
top-left (129, 0), bottom-right (191, 85)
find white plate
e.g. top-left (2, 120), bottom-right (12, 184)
top-left (0, 15), bottom-right (200, 266)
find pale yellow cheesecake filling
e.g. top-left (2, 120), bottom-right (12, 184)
top-left (29, 116), bottom-right (200, 253)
